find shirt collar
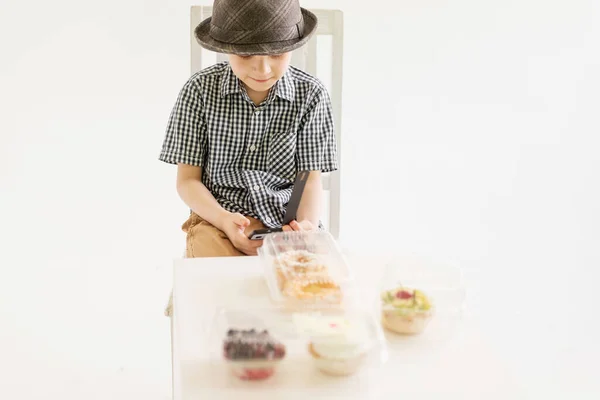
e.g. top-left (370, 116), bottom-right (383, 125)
top-left (221, 64), bottom-right (241, 97)
top-left (221, 63), bottom-right (295, 103)
top-left (273, 68), bottom-right (295, 102)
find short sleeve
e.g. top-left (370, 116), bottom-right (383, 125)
top-left (295, 88), bottom-right (338, 172)
top-left (159, 78), bottom-right (207, 166)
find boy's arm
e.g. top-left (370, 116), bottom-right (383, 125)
top-left (177, 163), bottom-right (263, 255)
top-left (176, 164), bottom-right (230, 230)
top-left (295, 170), bottom-right (322, 228)
top-left (291, 86), bottom-right (337, 231)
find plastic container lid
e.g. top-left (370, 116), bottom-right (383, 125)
top-left (375, 254), bottom-right (466, 338)
top-left (206, 307), bottom-right (388, 382)
top-left (258, 231), bottom-right (356, 310)
top-left (377, 254), bottom-right (466, 316)
top-left (292, 311), bottom-right (383, 359)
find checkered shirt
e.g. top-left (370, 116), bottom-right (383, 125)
top-left (159, 62), bottom-right (338, 228)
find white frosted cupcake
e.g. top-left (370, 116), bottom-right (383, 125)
top-left (294, 315), bottom-right (372, 376)
top-left (381, 287), bottom-right (434, 334)
top-left (308, 340), bottom-right (368, 376)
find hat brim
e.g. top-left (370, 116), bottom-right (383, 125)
top-left (194, 8), bottom-right (318, 56)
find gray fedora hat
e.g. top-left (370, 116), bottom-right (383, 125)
top-left (194, 0), bottom-right (318, 56)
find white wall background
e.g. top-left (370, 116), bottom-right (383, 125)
top-left (1, 0), bottom-right (599, 399)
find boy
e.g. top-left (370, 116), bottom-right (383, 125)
top-left (159, 0), bottom-right (338, 314)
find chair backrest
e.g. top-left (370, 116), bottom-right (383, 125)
top-left (190, 7), bottom-right (343, 238)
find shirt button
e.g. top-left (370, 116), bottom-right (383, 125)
top-left (254, 109), bottom-right (261, 115)
top-left (249, 145), bottom-right (256, 152)
top-left (253, 185), bottom-right (260, 191)
top-left (265, 217), bottom-right (272, 223)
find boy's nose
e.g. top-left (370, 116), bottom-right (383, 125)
top-left (255, 56), bottom-right (272, 75)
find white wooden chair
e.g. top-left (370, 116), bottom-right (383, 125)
top-left (189, 6), bottom-right (344, 238)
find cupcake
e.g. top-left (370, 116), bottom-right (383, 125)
top-left (223, 329), bottom-right (286, 380)
top-left (308, 341), bottom-right (368, 376)
top-left (294, 315), bottom-right (371, 376)
top-left (381, 287), bottom-right (434, 334)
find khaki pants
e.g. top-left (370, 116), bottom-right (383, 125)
top-left (164, 212), bottom-right (266, 316)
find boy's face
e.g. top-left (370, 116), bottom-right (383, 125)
top-left (229, 53), bottom-right (292, 94)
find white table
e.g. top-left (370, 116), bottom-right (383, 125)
top-left (171, 254), bottom-right (597, 399)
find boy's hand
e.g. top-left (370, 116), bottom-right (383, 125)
top-left (220, 212), bottom-right (263, 255)
top-left (282, 220), bottom-right (315, 232)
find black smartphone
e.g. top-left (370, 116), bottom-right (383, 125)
top-left (248, 227), bottom-right (283, 240)
top-left (248, 171), bottom-right (309, 240)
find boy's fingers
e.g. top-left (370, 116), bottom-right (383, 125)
top-left (242, 241), bottom-right (262, 255)
top-left (233, 213), bottom-right (250, 227)
top-left (246, 235), bottom-right (263, 246)
top-left (300, 220), bottom-right (313, 230)
top-left (241, 247), bottom-right (257, 256)
top-left (282, 225), bottom-right (292, 232)
top-left (239, 235), bottom-right (262, 249)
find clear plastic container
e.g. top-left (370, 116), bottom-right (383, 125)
top-left (211, 308), bottom-right (288, 381)
top-left (258, 231), bottom-right (356, 310)
top-left (375, 254), bottom-right (466, 337)
top-left (207, 307), bottom-right (388, 383)
top-left (293, 310), bottom-right (388, 376)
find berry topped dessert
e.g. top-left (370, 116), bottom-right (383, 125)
top-left (222, 329), bottom-right (286, 380)
top-left (380, 287), bottom-right (434, 334)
